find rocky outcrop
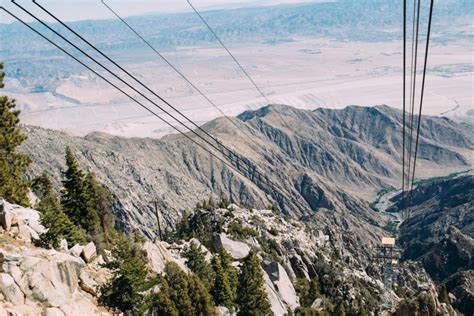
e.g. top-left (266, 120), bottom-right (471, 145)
top-left (142, 241), bottom-right (187, 274)
top-left (0, 201), bottom-right (12, 231)
top-left (0, 246), bottom-right (110, 315)
top-left (263, 261), bottom-right (299, 310)
top-left (393, 175), bottom-right (473, 315)
top-left (82, 242), bottom-right (97, 263)
top-left (263, 271), bottom-right (288, 316)
top-left (213, 233), bottom-right (250, 260)
top-left (0, 200), bottom-right (46, 244)
top-left (0, 201), bottom-right (110, 315)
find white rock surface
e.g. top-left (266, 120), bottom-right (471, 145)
top-left (79, 271), bottom-right (98, 296)
top-left (263, 270), bottom-right (287, 316)
top-left (5, 200), bottom-right (46, 235)
top-left (44, 307), bottom-right (65, 316)
top-left (70, 244), bottom-right (83, 257)
top-left (264, 262), bottom-right (299, 310)
top-left (311, 298), bottom-right (323, 309)
top-left (82, 242), bottom-right (97, 263)
top-left (142, 241), bottom-right (188, 274)
top-left (0, 273), bottom-right (24, 305)
top-left (0, 247), bottom-right (109, 315)
top-left (59, 239), bottom-right (68, 252)
top-left (213, 233), bottom-right (250, 260)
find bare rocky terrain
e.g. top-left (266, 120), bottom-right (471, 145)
top-left (19, 104), bottom-right (473, 244)
top-left (391, 175), bottom-right (474, 315)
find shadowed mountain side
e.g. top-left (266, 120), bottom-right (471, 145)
top-left (391, 175), bottom-right (473, 314)
top-left (239, 104), bottom-right (472, 196)
top-left (20, 105), bottom-right (472, 242)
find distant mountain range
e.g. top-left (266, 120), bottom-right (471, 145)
top-left (20, 105), bottom-right (473, 243)
top-left (1, 0), bottom-right (472, 61)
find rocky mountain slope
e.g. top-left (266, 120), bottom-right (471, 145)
top-left (1, 198), bottom-right (453, 315)
top-left (19, 105), bottom-right (473, 242)
top-left (391, 174), bottom-right (473, 314)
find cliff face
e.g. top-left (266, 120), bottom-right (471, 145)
top-left (19, 105), bottom-right (472, 240)
top-left (394, 175), bottom-right (474, 314)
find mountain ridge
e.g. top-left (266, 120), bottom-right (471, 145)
top-left (20, 105), bottom-right (472, 241)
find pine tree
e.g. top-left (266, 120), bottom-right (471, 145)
top-left (438, 284), bottom-right (449, 304)
top-left (33, 173), bottom-right (86, 248)
top-left (100, 233), bottom-right (154, 313)
top-left (237, 251), bottom-right (273, 316)
top-left (31, 172), bottom-right (54, 201)
top-left (333, 297), bottom-right (347, 316)
top-left (177, 211), bottom-right (191, 240)
top-left (147, 281), bottom-right (179, 316)
top-left (219, 248), bottom-right (238, 301)
top-left (85, 172), bottom-right (116, 245)
top-left (151, 262), bottom-right (218, 316)
top-left (182, 240), bottom-right (214, 288)
top-left (0, 62), bottom-right (31, 206)
top-left (61, 147), bottom-right (100, 233)
top-left (211, 254), bottom-right (235, 312)
top-left (188, 273), bottom-right (218, 316)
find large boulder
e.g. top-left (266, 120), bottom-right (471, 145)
top-left (1, 247), bottom-right (107, 314)
top-left (5, 200), bottom-right (46, 235)
top-left (263, 270), bottom-right (287, 316)
top-left (142, 241), bottom-right (187, 274)
top-left (18, 251), bottom-right (84, 308)
top-left (79, 271), bottom-right (98, 296)
top-left (59, 239), bottom-right (68, 252)
top-left (263, 262), bottom-right (299, 310)
top-left (70, 244), bottom-right (83, 258)
top-left (213, 233), bottom-right (250, 260)
top-left (82, 242), bottom-right (97, 263)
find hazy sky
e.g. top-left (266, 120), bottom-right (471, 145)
top-left (0, 0), bottom-right (331, 24)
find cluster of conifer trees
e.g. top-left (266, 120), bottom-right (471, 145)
top-left (100, 233), bottom-right (273, 315)
top-left (31, 147), bottom-right (116, 250)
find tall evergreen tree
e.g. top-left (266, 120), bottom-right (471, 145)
top-left (182, 240), bottom-right (214, 288)
top-left (147, 282), bottom-right (179, 316)
top-left (333, 297), bottom-right (347, 316)
top-left (0, 62), bottom-right (31, 206)
top-left (149, 262), bottom-right (217, 316)
top-left (100, 233), bottom-right (154, 313)
top-left (438, 284), bottom-right (449, 304)
top-left (85, 172), bottom-right (116, 245)
top-left (32, 173), bottom-right (86, 248)
top-left (237, 251), bottom-right (273, 316)
top-left (219, 248), bottom-right (238, 301)
top-left (61, 147), bottom-right (99, 233)
top-left (211, 254), bottom-right (235, 312)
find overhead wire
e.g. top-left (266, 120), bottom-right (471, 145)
top-left (21, 0), bottom-right (254, 176)
top-left (5, 2), bottom-right (302, 213)
top-left (406, 0), bottom-right (421, 192)
top-left (100, 0), bottom-right (261, 148)
top-left (402, 0), bottom-right (435, 220)
top-left (410, 0), bottom-right (434, 193)
top-left (186, 0), bottom-right (294, 132)
top-left (0, 6), bottom-right (241, 177)
top-left (30, 0), bottom-right (257, 173)
top-left (29, 0), bottom-right (297, 206)
top-left (401, 0), bottom-right (407, 219)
